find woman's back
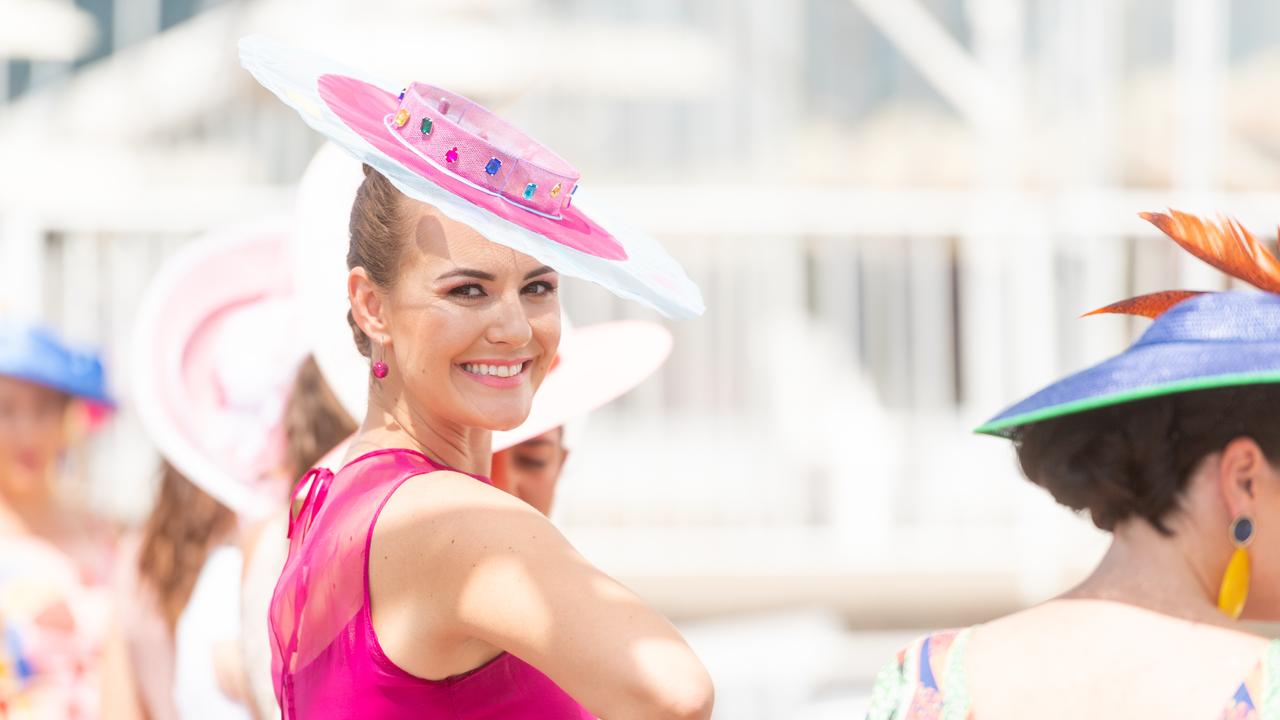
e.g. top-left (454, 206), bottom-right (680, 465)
top-left (869, 601), bottom-right (1278, 720)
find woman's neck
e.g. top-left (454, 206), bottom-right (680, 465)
top-left (353, 395), bottom-right (493, 477)
top-left (1062, 519), bottom-right (1232, 627)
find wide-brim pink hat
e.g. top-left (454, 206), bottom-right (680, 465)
top-left (131, 220), bottom-right (307, 518)
top-left (239, 36), bottom-right (704, 320)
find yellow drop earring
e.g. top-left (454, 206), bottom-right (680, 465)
top-left (1218, 515), bottom-right (1254, 620)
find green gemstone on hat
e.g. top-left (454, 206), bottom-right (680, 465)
top-left (420, 117), bottom-right (433, 135)
top-left (523, 183), bottom-right (537, 200)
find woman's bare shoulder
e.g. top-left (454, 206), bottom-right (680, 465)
top-left (976, 599), bottom-right (1270, 648)
top-left (965, 599), bottom-right (1270, 718)
top-left (372, 469), bottom-right (556, 567)
top-left (380, 469), bottom-right (538, 519)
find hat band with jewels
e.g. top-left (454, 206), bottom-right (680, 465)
top-left (386, 82), bottom-right (580, 219)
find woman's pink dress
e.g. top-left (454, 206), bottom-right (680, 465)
top-left (270, 448), bottom-right (594, 719)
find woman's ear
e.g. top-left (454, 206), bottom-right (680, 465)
top-left (1218, 437), bottom-right (1265, 517)
top-left (349, 267), bottom-right (388, 344)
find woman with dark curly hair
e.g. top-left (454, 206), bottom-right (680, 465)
top-left (868, 210), bottom-right (1280, 720)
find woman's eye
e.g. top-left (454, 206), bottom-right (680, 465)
top-left (515, 456), bottom-right (548, 470)
top-left (450, 284), bottom-right (486, 298)
top-left (523, 280), bottom-right (556, 296)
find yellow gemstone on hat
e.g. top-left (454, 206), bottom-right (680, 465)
top-left (550, 183), bottom-right (562, 198)
top-left (393, 109), bottom-right (410, 128)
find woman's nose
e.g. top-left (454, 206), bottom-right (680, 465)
top-left (485, 294), bottom-right (534, 347)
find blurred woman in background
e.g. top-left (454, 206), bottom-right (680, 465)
top-left (109, 357), bottom-right (355, 720)
top-left (104, 463), bottom-right (237, 720)
top-left (0, 321), bottom-right (114, 578)
top-left (101, 220), bottom-right (310, 720)
top-left (0, 319), bottom-right (114, 718)
top-left (867, 211), bottom-right (1280, 719)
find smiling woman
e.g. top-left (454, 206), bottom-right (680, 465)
top-left (344, 167), bottom-right (561, 436)
top-left (245, 37), bottom-right (712, 720)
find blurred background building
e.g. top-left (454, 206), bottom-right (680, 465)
top-left (3, 0), bottom-right (1280, 716)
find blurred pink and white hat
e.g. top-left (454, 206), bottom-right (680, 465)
top-left (131, 220), bottom-right (307, 518)
top-left (239, 35), bottom-right (704, 321)
top-left (491, 319), bottom-right (672, 450)
top-left (315, 320), bottom-right (672, 469)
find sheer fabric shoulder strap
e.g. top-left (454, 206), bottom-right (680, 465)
top-left (271, 449), bottom-right (444, 714)
top-left (866, 628), bottom-right (975, 720)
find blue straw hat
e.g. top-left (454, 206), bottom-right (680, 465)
top-left (0, 320), bottom-right (112, 406)
top-left (977, 291), bottom-right (1280, 438)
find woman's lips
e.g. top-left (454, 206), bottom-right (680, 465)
top-left (457, 359), bottom-right (532, 388)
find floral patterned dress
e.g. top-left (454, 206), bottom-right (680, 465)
top-left (0, 535), bottom-right (107, 719)
top-left (867, 628), bottom-right (1280, 720)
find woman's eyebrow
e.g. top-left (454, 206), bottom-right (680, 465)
top-left (435, 266), bottom-right (555, 281)
top-left (437, 268), bottom-right (496, 281)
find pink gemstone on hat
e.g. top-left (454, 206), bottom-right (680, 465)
top-left (445, 147), bottom-right (459, 164)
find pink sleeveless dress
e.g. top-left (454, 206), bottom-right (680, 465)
top-left (270, 448), bottom-right (594, 719)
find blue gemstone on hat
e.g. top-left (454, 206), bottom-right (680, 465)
top-left (398, 88), bottom-right (406, 101)
top-left (523, 183), bottom-right (537, 200)
top-left (485, 158), bottom-right (502, 176)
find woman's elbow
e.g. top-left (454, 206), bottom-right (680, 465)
top-left (659, 675), bottom-right (715, 720)
top-left (640, 666), bottom-right (715, 720)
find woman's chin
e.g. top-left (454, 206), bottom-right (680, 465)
top-left (466, 403), bottom-right (532, 432)
top-left (486, 413), bottom-right (530, 432)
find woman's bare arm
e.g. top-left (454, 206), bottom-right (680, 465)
top-left (371, 471), bottom-right (713, 720)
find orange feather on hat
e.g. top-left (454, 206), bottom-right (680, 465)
top-left (1083, 290), bottom-right (1206, 320)
top-left (1085, 210), bottom-right (1280, 319)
